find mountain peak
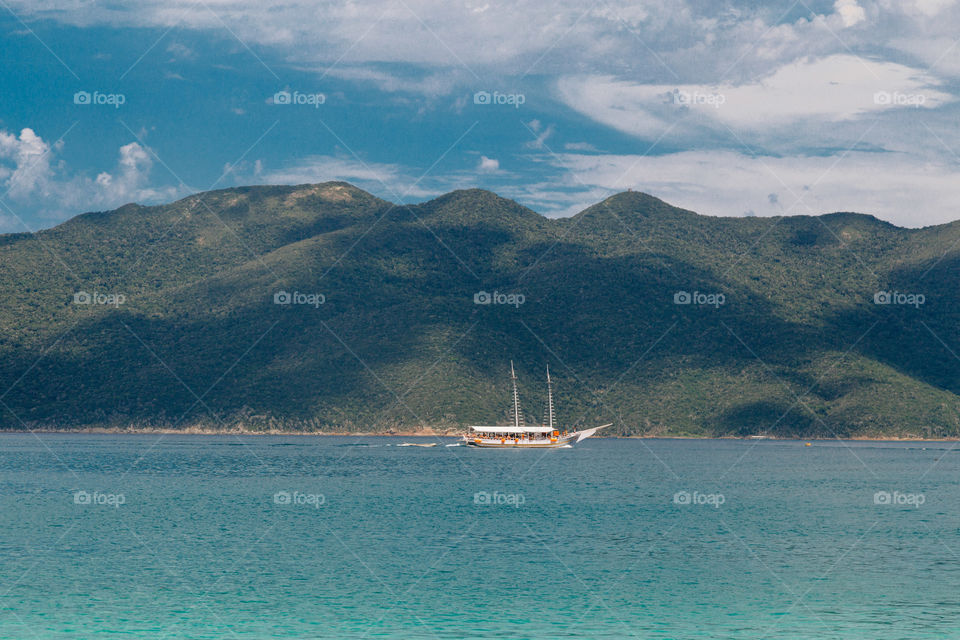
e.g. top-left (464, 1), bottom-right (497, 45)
top-left (602, 190), bottom-right (673, 207)
top-left (818, 211), bottom-right (894, 228)
top-left (414, 188), bottom-right (542, 225)
top-left (572, 189), bottom-right (695, 224)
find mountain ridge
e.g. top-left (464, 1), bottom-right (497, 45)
top-left (43, 182), bottom-right (960, 233)
top-left (0, 182), bottom-right (957, 437)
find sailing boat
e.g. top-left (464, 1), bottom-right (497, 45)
top-left (463, 362), bottom-right (611, 448)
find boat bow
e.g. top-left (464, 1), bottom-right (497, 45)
top-left (573, 423), bottom-right (613, 443)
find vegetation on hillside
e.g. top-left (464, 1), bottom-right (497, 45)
top-left (0, 182), bottom-right (957, 437)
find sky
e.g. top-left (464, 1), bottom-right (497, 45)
top-left (1, 0), bottom-right (959, 231)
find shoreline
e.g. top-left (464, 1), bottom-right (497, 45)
top-left (1, 428), bottom-right (958, 442)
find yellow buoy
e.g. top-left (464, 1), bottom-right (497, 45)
top-left (805, 442), bottom-right (812, 446)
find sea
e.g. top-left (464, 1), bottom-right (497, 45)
top-left (1, 434), bottom-right (958, 639)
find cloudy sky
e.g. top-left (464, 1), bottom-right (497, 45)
top-left (1, 0), bottom-right (959, 230)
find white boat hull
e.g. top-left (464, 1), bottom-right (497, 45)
top-left (463, 437), bottom-right (572, 448)
top-left (462, 425), bottom-right (610, 449)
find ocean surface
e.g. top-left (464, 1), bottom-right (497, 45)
top-left (1, 435), bottom-right (958, 639)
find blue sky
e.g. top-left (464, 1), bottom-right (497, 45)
top-left (1, 0), bottom-right (959, 231)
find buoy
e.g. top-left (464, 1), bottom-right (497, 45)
top-left (805, 442), bottom-right (812, 446)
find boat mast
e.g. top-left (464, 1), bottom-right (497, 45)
top-left (544, 365), bottom-right (555, 430)
top-left (510, 360), bottom-right (523, 428)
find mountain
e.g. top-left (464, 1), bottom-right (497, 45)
top-left (0, 182), bottom-right (958, 437)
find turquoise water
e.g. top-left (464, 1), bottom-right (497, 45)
top-left (1, 435), bottom-right (959, 639)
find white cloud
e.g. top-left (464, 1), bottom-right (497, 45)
top-left (524, 120), bottom-right (555, 149)
top-left (322, 66), bottom-right (466, 98)
top-left (493, 181), bottom-right (606, 219)
top-left (90, 142), bottom-right (170, 206)
top-left (555, 76), bottom-right (672, 141)
top-left (166, 41), bottom-right (195, 60)
top-left (9, 0), bottom-right (960, 88)
top-left (0, 127), bottom-right (56, 200)
top-left (0, 128), bottom-right (182, 231)
top-left (556, 55), bottom-right (951, 143)
top-left (876, 0), bottom-right (960, 75)
top-left (477, 155), bottom-right (500, 172)
top-left (898, 0), bottom-right (958, 16)
top-left (564, 142), bottom-right (601, 152)
top-left (8, 0), bottom-right (858, 85)
top-left (8, 0), bottom-right (648, 72)
top-left (834, 0), bottom-right (866, 27)
top-left (10, 0), bottom-right (960, 108)
top-left (254, 154), bottom-right (437, 200)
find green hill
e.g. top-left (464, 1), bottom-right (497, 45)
top-left (1, 182), bottom-right (958, 437)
